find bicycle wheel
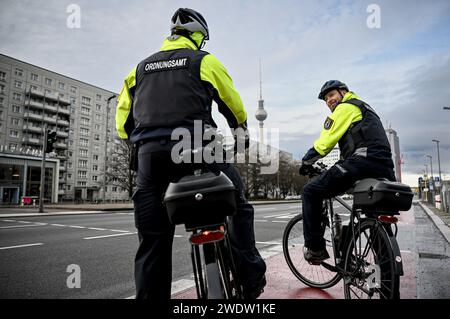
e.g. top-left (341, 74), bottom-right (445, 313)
top-left (283, 214), bottom-right (341, 288)
top-left (203, 243), bottom-right (225, 299)
top-left (344, 218), bottom-right (400, 299)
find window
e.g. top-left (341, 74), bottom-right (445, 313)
top-left (68, 173), bottom-right (72, 179)
top-left (96, 104), bottom-right (102, 111)
top-left (80, 117), bottom-right (90, 126)
top-left (30, 85), bottom-right (38, 91)
top-left (15, 68), bottom-right (23, 77)
top-left (45, 78), bottom-right (53, 86)
top-left (12, 105), bottom-right (20, 113)
top-left (113, 187), bottom-right (117, 192)
top-left (94, 134), bottom-right (100, 141)
top-left (10, 118), bottom-right (20, 126)
top-left (70, 96), bottom-right (76, 104)
top-left (81, 106), bottom-right (90, 115)
top-left (77, 171), bottom-right (87, 179)
top-left (70, 86), bottom-right (77, 94)
top-left (0, 97), bottom-right (3, 107)
top-left (44, 89), bottom-right (51, 95)
top-left (10, 130), bottom-right (19, 138)
top-left (94, 124), bottom-right (101, 131)
top-left (80, 128), bottom-right (89, 135)
top-left (77, 181), bottom-right (87, 186)
top-left (9, 143), bottom-right (18, 150)
top-left (79, 138), bottom-right (89, 147)
top-left (92, 176), bottom-right (98, 181)
top-left (93, 154), bottom-right (99, 161)
top-left (95, 114), bottom-right (101, 121)
top-left (0, 84), bottom-right (4, 94)
top-left (0, 71), bottom-right (6, 81)
top-left (31, 73), bottom-right (39, 81)
top-left (13, 92), bottom-right (21, 101)
top-left (14, 80), bottom-right (22, 88)
top-left (78, 160), bottom-right (87, 168)
top-left (92, 165), bottom-right (98, 171)
top-left (96, 94), bottom-right (102, 101)
top-left (81, 96), bottom-right (91, 105)
top-left (79, 149), bottom-right (88, 157)
top-left (59, 82), bottom-right (65, 90)
top-left (94, 144), bottom-right (100, 152)
top-left (67, 185), bottom-right (71, 190)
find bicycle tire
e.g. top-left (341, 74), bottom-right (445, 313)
top-left (343, 218), bottom-right (400, 299)
top-left (282, 214), bottom-right (341, 289)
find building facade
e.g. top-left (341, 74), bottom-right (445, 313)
top-left (0, 53), bottom-right (128, 203)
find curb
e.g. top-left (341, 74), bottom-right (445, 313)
top-left (418, 201), bottom-right (450, 243)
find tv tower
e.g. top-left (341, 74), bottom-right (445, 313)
top-left (255, 59), bottom-right (267, 145)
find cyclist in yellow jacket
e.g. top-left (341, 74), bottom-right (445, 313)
top-left (299, 80), bottom-right (396, 264)
top-left (116, 8), bottom-right (266, 302)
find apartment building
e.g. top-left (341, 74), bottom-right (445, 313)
top-left (0, 53), bottom-right (127, 203)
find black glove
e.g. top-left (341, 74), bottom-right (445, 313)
top-left (299, 163), bottom-right (314, 176)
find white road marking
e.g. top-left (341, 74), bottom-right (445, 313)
top-left (17, 221), bottom-right (31, 224)
top-left (0, 243), bottom-right (44, 250)
top-left (68, 225), bottom-right (86, 229)
top-left (50, 224), bottom-right (66, 227)
top-left (255, 240), bottom-right (282, 245)
top-left (84, 233), bottom-right (136, 240)
top-left (0, 224), bottom-right (45, 229)
top-left (109, 229), bottom-right (133, 233)
top-left (271, 220), bottom-right (288, 223)
top-left (254, 219), bottom-right (268, 222)
top-left (87, 227), bottom-right (108, 231)
top-left (256, 207), bottom-right (276, 211)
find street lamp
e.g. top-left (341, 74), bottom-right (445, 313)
top-left (426, 155), bottom-right (433, 178)
top-left (432, 139), bottom-right (442, 182)
top-left (103, 94), bottom-right (117, 203)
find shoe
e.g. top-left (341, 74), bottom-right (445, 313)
top-left (243, 275), bottom-right (266, 299)
top-left (303, 247), bottom-right (330, 265)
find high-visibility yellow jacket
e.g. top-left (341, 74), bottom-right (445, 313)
top-left (115, 35), bottom-right (247, 142)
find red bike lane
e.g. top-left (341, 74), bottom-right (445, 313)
top-left (174, 208), bottom-right (417, 299)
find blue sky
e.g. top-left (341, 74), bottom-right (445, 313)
top-left (1, 0), bottom-right (450, 186)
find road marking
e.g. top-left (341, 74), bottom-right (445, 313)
top-left (275, 213), bottom-right (297, 219)
top-left (0, 243), bottom-right (44, 250)
top-left (271, 220), bottom-right (288, 223)
top-left (87, 227), bottom-right (108, 231)
top-left (254, 219), bottom-right (268, 222)
top-left (263, 212), bottom-right (292, 218)
top-left (256, 240), bottom-right (282, 245)
top-left (50, 224), bottom-right (66, 227)
top-left (2, 219), bottom-right (17, 222)
top-left (109, 229), bottom-right (133, 233)
top-left (0, 224), bottom-right (45, 229)
top-left (84, 233), bottom-right (136, 240)
top-left (68, 225), bottom-right (86, 229)
top-left (174, 235), bottom-right (183, 238)
top-left (17, 221), bottom-right (32, 224)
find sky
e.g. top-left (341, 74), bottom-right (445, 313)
top-left (1, 0), bottom-right (449, 187)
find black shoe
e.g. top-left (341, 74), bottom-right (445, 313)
top-left (303, 247), bottom-right (330, 265)
top-left (243, 275), bottom-right (266, 299)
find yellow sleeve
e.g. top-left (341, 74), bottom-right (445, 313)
top-left (115, 66), bottom-right (137, 139)
top-left (313, 103), bottom-right (363, 156)
top-left (200, 54), bottom-right (247, 127)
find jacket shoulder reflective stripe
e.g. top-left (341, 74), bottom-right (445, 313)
top-left (200, 53), bottom-right (247, 125)
top-left (116, 66), bottom-right (137, 139)
top-left (313, 102), bottom-right (362, 156)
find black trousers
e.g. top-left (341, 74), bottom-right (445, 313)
top-left (302, 156), bottom-right (395, 250)
top-left (132, 139), bottom-right (266, 302)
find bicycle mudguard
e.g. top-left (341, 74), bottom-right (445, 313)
top-left (385, 228), bottom-right (404, 276)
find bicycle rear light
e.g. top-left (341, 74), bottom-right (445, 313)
top-left (190, 228), bottom-right (225, 245)
top-left (378, 215), bottom-right (398, 223)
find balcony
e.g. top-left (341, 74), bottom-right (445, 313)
top-left (58, 107), bottom-right (70, 115)
top-left (59, 165), bottom-right (66, 172)
top-left (44, 104), bottom-right (58, 113)
top-left (44, 116), bottom-right (57, 124)
top-left (23, 124), bottom-right (42, 134)
top-left (59, 96), bottom-right (71, 105)
top-left (27, 87), bottom-right (45, 98)
top-left (23, 112), bottom-right (43, 122)
top-left (22, 137), bottom-right (42, 146)
top-left (57, 119), bottom-right (70, 126)
top-left (55, 142), bottom-right (68, 149)
top-left (24, 100), bottom-right (44, 110)
top-left (56, 130), bottom-right (69, 138)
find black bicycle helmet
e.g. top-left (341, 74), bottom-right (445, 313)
top-left (318, 80), bottom-right (349, 100)
top-left (171, 8), bottom-right (209, 40)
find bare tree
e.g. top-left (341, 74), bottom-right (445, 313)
top-left (105, 139), bottom-right (136, 198)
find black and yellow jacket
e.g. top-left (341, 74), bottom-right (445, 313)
top-left (304, 92), bottom-right (393, 165)
top-left (116, 35), bottom-right (247, 143)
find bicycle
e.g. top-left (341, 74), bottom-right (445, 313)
top-left (283, 164), bottom-right (413, 299)
top-left (164, 147), bottom-right (244, 299)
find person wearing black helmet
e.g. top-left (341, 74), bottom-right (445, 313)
top-left (299, 80), bottom-right (396, 264)
top-left (116, 8), bottom-right (266, 302)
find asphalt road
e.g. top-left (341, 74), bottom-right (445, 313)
top-left (0, 201), bottom-right (449, 298)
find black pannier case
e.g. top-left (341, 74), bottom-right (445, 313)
top-left (164, 172), bottom-right (236, 230)
top-left (353, 178), bottom-right (413, 214)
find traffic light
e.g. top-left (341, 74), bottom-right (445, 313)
top-left (46, 130), bottom-right (57, 153)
